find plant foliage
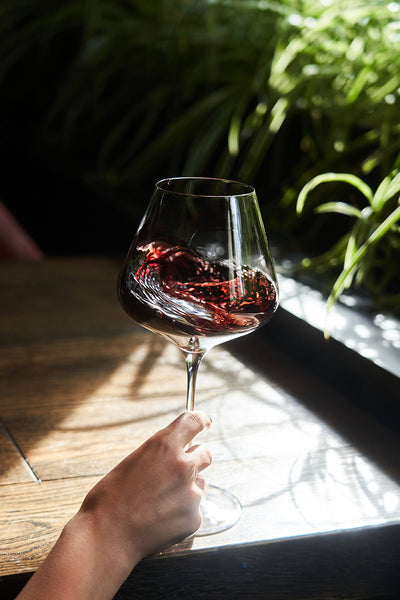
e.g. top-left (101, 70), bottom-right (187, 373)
top-left (2, 1), bottom-right (400, 185)
top-left (297, 171), bottom-right (400, 312)
top-left (1, 0), bottom-right (399, 308)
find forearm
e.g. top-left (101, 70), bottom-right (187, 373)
top-left (16, 511), bottom-right (138, 600)
top-left (16, 412), bottom-right (212, 600)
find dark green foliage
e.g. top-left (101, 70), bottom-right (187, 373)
top-left (1, 0), bottom-right (399, 308)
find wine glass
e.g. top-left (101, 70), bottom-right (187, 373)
top-left (118, 177), bottom-right (279, 535)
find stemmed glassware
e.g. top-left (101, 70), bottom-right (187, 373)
top-left (118, 177), bottom-right (279, 535)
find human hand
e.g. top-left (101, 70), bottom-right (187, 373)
top-left (77, 411), bottom-right (212, 566)
top-left (16, 412), bottom-right (212, 600)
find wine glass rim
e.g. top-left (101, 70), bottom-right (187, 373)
top-left (156, 177), bottom-right (255, 197)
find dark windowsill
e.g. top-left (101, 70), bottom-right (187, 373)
top-left (257, 273), bottom-right (400, 433)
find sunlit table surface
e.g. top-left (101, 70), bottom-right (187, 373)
top-left (1, 256), bottom-right (400, 599)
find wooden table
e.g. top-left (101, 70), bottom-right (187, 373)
top-left (1, 256), bottom-right (400, 599)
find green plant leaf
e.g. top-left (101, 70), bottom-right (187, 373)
top-left (373, 171), bottom-right (400, 212)
top-left (315, 202), bottom-right (362, 218)
top-left (120, 87), bottom-right (234, 183)
top-left (327, 202), bottom-right (400, 310)
top-left (296, 173), bottom-right (374, 215)
top-left (238, 96), bottom-right (288, 182)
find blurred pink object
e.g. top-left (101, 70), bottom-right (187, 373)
top-left (0, 201), bottom-right (43, 261)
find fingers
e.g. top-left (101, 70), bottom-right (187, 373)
top-left (186, 443), bottom-right (212, 472)
top-left (194, 473), bottom-right (208, 494)
top-left (165, 411), bottom-right (211, 448)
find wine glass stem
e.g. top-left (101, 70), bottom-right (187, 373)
top-left (182, 349), bottom-right (205, 412)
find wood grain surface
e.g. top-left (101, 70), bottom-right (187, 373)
top-left (1, 256), bottom-right (400, 599)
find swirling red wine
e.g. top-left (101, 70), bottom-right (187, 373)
top-left (119, 240), bottom-right (278, 348)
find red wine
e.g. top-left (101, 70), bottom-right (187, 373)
top-left (119, 240), bottom-right (278, 339)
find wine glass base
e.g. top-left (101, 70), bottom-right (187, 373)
top-left (196, 484), bottom-right (241, 536)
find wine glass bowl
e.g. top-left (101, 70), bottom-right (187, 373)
top-left (118, 177), bottom-right (279, 534)
top-left (118, 177), bottom-right (278, 352)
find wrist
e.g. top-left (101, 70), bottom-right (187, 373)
top-left (16, 509), bottom-right (141, 600)
top-left (66, 507), bottom-right (141, 595)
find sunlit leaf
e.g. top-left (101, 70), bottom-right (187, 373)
top-left (327, 203), bottom-right (400, 310)
top-left (315, 202), bottom-right (362, 218)
top-left (374, 171), bottom-right (400, 211)
top-left (296, 173), bottom-right (374, 215)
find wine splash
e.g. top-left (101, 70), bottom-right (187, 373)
top-left (119, 240), bottom-right (278, 341)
